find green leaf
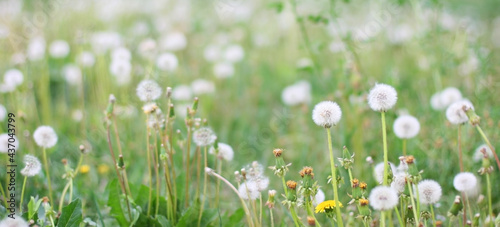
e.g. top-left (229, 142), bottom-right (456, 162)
top-left (106, 179), bottom-right (129, 227)
top-left (57, 199), bottom-right (82, 227)
top-left (157, 215), bottom-right (171, 227)
top-left (226, 208), bottom-right (245, 227)
top-left (199, 209), bottom-right (218, 227)
top-left (28, 197), bottom-right (43, 219)
top-left (176, 200), bottom-right (200, 227)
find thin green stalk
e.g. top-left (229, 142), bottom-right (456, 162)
top-left (476, 125), bottom-right (500, 172)
top-left (465, 194), bottom-right (473, 224)
top-left (430, 205), bottom-right (436, 227)
top-left (198, 146), bottom-right (209, 226)
top-left (69, 179), bottom-right (73, 204)
top-left (49, 215), bottom-right (55, 227)
top-left (58, 180), bottom-right (71, 212)
top-left (112, 117), bottom-right (132, 195)
top-left (42, 148), bottom-right (54, 204)
top-left (380, 211), bottom-right (386, 227)
top-left (207, 170), bottom-right (254, 227)
top-left (486, 174), bottom-right (493, 227)
top-left (415, 183), bottom-right (421, 217)
top-left (145, 118), bottom-right (153, 217)
top-left (215, 158), bottom-right (222, 207)
top-left (403, 139), bottom-right (407, 156)
top-left (381, 112), bottom-right (389, 186)
top-left (185, 126), bottom-right (192, 207)
top-left (407, 181), bottom-right (419, 223)
top-left (19, 176), bottom-right (27, 213)
top-left (270, 208), bottom-right (275, 227)
top-left (388, 209), bottom-right (394, 227)
top-left (195, 146), bottom-right (201, 200)
top-left (306, 197), bottom-right (321, 227)
top-left (0, 181), bottom-right (8, 209)
top-left (260, 193), bottom-right (263, 226)
top-left (154, 130), bottom-right (161, 217)
top-left (290, 206), bottom-right (301, 227)
top-left (281, 177), bottom-right (288, 195)
top-left (394, 206), bottom-right (404, 227)
top-left (458, 125), bottom-right (464, 172)
top-left (326, 128), bottom-right (344, 227)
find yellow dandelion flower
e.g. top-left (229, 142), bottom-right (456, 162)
top-left (315, 200), bottom-right (343, 213)
top-left (79, 164), bottom-right (90, 174)
top-left (98, 164), bottom-right (110, 174)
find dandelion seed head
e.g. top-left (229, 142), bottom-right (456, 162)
top-left (136, 80), bottom-right (162, 102)
top-left (204, 45), bottom-right (221, 62)
top-left (0, 215), bottom-right (29, 227)
top-left (453, 172), bottom-right (477, 192)
top-left (156, 53), bottom-right (178, 72)
top-left (63, 64), bottom-right (82, 86)
top-left (3, 69), bottom-right (24, 87)
top-left (213, 62), bottom-right (234, 78)
top-left (224, 44), bottom-right (245, 63)
top-left (171, 85), bottom-right (192, 101)
top-left (473, 144), bottom-right (494, 162)
top-left (27, 36), bottom-right (46, 61)
top-left (0, 133), bottom-right (19, 153)
top-left (33, 126), bottom-right (58, 148)
top-left (193, 127), bottom-right (217, 147)
top-left (313, 188), bottom-right (325, 207)
top-left (391, 172), bottom-right (407, 194)
top-left (440, 87), bottom-right (462, 107)
top-left (254, 177), bottom-right (270, 192)
top-left (78, 51), bottom-right (95, 67)
top-left (111, 47), bottom-right (131, 61)
top-left (446, 99), bottom-right (474, 125)
top-left (191, 79), bottom-right (215, 95)
top-left (238, 181), bottom-right (260, 200)
top-left (418, 179), bottom-right (442, 204)
top-left (21, 155), bottom-right (42, 177)
top-left (374, 162), bottom-right (396, 184)
top-left (209, 142), bottom-right (234, 161)
top-left (161, 32), bottom-right (187, 51)
top-left (368, 83), bottom-right (398, 112)
top-left (393, 115), bottom-right (420, 139)
top-left (281, 80), bottom-right (311, 106)
top-left (49, 40), bottom-right (70, 58)
top-left (368, 186), bottom-right (399, 210)
top-left (312, 101), bottom-right (342, 128)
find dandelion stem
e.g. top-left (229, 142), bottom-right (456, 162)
top-left (185, 126), bottom-right (192, 207)
top-left (112, 116), bottom-right (132, 195)
top-left (58, 180), bottom-right (71, 212)
top-left (465, 194), bottom-right (473, 224)
top-left (0, 181), bottom-right (8, 209)
top-left (198, 146), bottom-right (209, 226)
top-left (486, 173), bottom-right (493, 227)
top-left (415, 183), bottom-right (421, 218)
top-left (458, 125), bottom-right (464, 172)
top-left (153, 129), bottom-right (161, 217)
top-left (69, 179), bottom-right (73, 204)
top-left (380, 211), bottom-right (386, 227)
top-left (381, 112), bottom-right (389, 186)
top-left (402, 139), bottom-right (407, 156)
top-left (305, 197), bottom-right (321, 227)
top-left (145, 118), bottom-right (153, 217)
top-left (260, 192), bottom-right (263, 226)
top-left (290, 206), bottom-right (301, 227)
top-left (195, 146), bottom-right (201, 200)
top-left (19, 176), bottom-right (27, 213)
top-left (207, 170), bottom-right (254, 227)
top-left (394, 206), bottom-right (404, 227)
top-left (430, 205), bottom-right (436, 227)
top-left (215, 157), bottom-right (222, 208)
top-left (407, 181), bottom-right (419, 223)
top-left (270, 208), bottom-right (275, 227)
top-left (476, 125), bottom-right (500, 172)
top-left (42, 148), bottom-right (54, 204)
top-left (326, 128), bottom-right (344, 227)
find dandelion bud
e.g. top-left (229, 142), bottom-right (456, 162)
top-left (286, 180), bottom-right (297, 190)
top-left (266, 190), bottom-right (276, 209)
top-left (366, 156), bottom-right (373, 164)
top-left (436, 221), bottom-right (443, 227)
top-left (351, 178), bottom-right (362, 199)
top-left (118, 155), bottom-right (125, 169)
top-left (166, 87), bottom-right (172, 98)
top-left (463, 106), bottom-right (480, 126)
top-left (61, 159), bottom-right (68, 165)
top-left (168, 104), bottom-right (175, 118)
top-left (367, 83), bottom-right (398, 112)
top-left (472, 213), bottom-right (480, 227)
top-left (241, 168), bottom-right (247, 180)
top-left (339, 146), bottom-right (354, 169)
top-left (307, 216), bottom-right (316, 226)
top-left (192, 97), bottom-right (199, 111)
top-left (359, 182), bottom-right (368, 190)
top-left (358, 199), bottom-right (371, 216)
top-left (205, 167), bottom-right (214, 175)
top-left (273, 148), bottom-right (283, 157)
top-left (79, 144), bottom-right (85, 153)
top-left (234, 171), bottom-right (241, 182)
top-left (448, 195), bottom-right (463, 216)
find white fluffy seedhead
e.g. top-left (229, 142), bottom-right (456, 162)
top-left (473, 144), bottom-right (494, 162)
top-left (453, 172), bottom-right (477, 192)
top-left (369, 186), bottom-right (399, 210)
top-left (21, 155), bottom-right (42, 177)
top-left (446, 99), bottom-right (474, 125)
top-left (193, 127), bottom-right (217, 147)
top-left (136, 80), bottom-right (162, 102)
top-left (191, 79), bottom-right (215, 95)
top-left (440, 87), bottom-right (462, 107)
top-left (0, 133), bottom-right (19, 153)
top-left (238, 181), bottom-right (260, 200)
top-left (374, 162), bottom-right (396, 184)
top-left (418, 179), bottom-right (442, 204)
top-left (281, 80), bottom-right (311, 106)
top-left (393, 115), bottom-right (420, 139)
top-left (33, 126), bottom-right (58, 148)
top-left (367, 83), bottom-right (398, 112)
top-left (313, 188), bottom-right (325, 207)
top-left (391, 172), bottom-right (407, 194)
top-left (312, 101), bottom-right (342, 128)
top-left (156, 53), bottom-right (178, 72)
top-left (209, 142), bottom-right (234, 161)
